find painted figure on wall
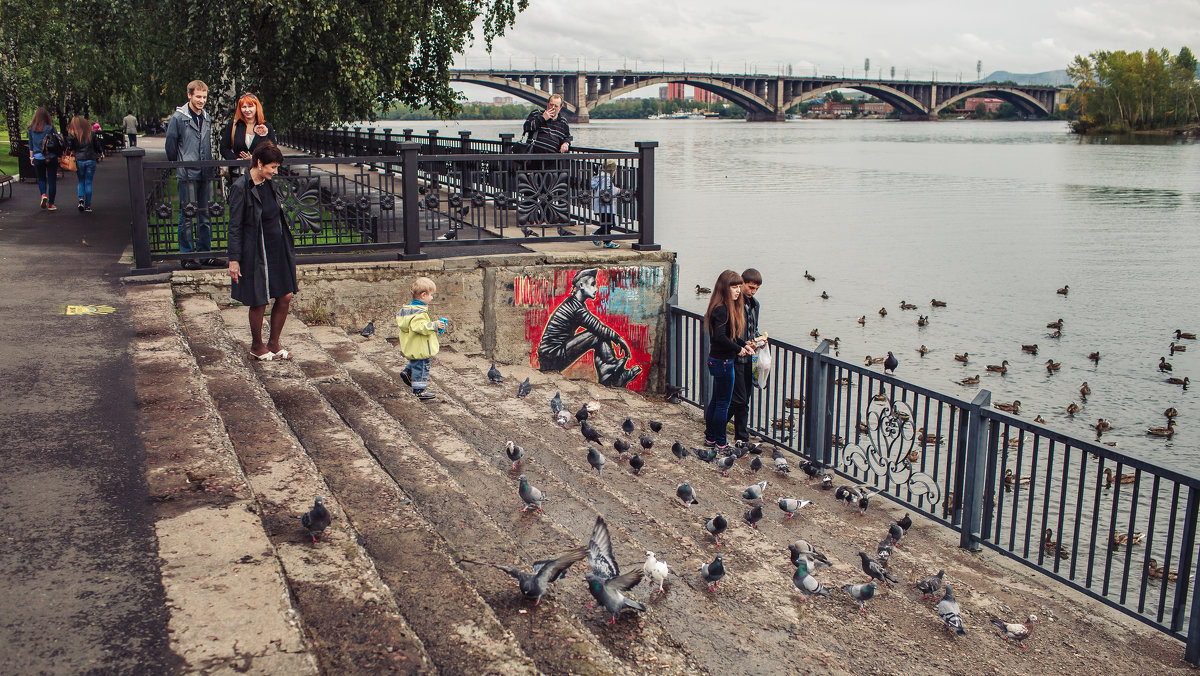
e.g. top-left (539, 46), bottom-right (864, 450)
top-left (537, 268), bottom-right (642, 388)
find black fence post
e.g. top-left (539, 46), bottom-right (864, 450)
top-left (399, 142), bottom-right (427, 261)
top-left (959, 389), bottom-right (992, 551)
top-left (458, 130), bottom-right (473, 197)
top-left (633, 141), bottom-right (660, 251)
top-left (1183, 484), bottom-right (1200, 663)
top-left (805, 340), bottom-right (832, 464)
top-left (699, 329), bottom-right (711, 407)
top-left (123, 148), bottom-right (155, 274)
top-left (367, 128), bottom-right (378, 171)
top-left (402, 128), bottom-right (413, 142)
top-left (499, 133), bottom-right (515, 153)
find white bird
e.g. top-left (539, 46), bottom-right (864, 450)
top-left (643, 551), bottom-right (670, 593)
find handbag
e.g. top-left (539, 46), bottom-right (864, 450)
top-left (59, 152), bottom-right (77, 172)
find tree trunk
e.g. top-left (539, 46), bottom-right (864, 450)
top-left (0, 43), bottom-right (23, 156)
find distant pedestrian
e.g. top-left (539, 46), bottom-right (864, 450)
top-left (227, 142), bottom-right (298, 361)
top-left (219, 93), bottom-right (276, 179)
top-left (165, 79), bottom-right (218, 270)
top-left (703, 270), bottom-right (751, 450)
top-left (27, 107), bottom-right (61, 212)
top-left (396, 277), bottom-right (447, 401)
top-left (728, 268), bottom-right (766, 445)
top-left (122, 112), bottom-right (138, 147)
top-left (590, 159), bottom-right (621, 248)
top-left (66, 116), bottom-right (103, 213)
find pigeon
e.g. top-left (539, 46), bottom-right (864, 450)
top-left (897, 513), bottom-right (913, 536)
top-left (557, 224), bottom-right (572, 237)
top-left (638, 434), bottom-right (654, 451)
top-left (698, 553), bottom-right (725, 591)
top-left (858, 551), bottom-right (898, 586)
top-left (915, 569), bottom-right (945, 598)
top-left (556, 410), bottom-right (570, 427)
top-left (889, 522), bottom-right (905, 547)
top-left (744, 442), bottom-right (763, 455)
top-left (487, 362), bottom-right (504, 384)
top-left (466, 546), bottom-right (586, 605)
top-left (991, 614), bottom-right (1037, 648)
top-left (671, 440), bottom-right (689, 461)
top-left (876, 533), bottom-right (895, 566)
top-left (835, 485), bottom-right (861, 510)
top-left (518, 474), bottom-right (547, 512)
top-left (359, 319), bottom-right (375, 338)
top-left (614, 438), bottom-right (630, 454)
top-left (821, 473), bottom-right (834, 490)
top-left (643, 551), bottom-right (670, 593)
top-left (843, 580), bottom-right (876, 613)
top-left (793, 557), bottom-right (829, 601)
top-left (622, 417), bottom-right (635, 436)
top-left (677, 480), bottom-right (699, 507)
top-left (778, 498), bottom-right (812, 519)
top-left (774, 455), bottom-right (791, 473)
top-left (301, 496), bottom-right (332, 543)
top-left (716, 455), bottom-right (736, 477)
top-left (800, 460), bottom-right (823, 483)
top-left (649, 420), bottom-right (663, 433)
top-left (705, 512), bottom-right (728, 545)
top-left (550, 391), bottom-right (562, 415)
top-left (587, 445), bottom-right (607, 475)
top-left (743, 481), bottom-right (769, 503)
top-left (522, 226), bottom-right (537, 237)
top-left (788, 540), bottom-right (831, 567)
top-left (883, 351), bottom-right (899, 374)
top-left (581, 421), bottom-right (602, 444)
top-left (743, 504), bottom-right (764, 529)
top-left (730, 443), bottom-right (748, 459)
top-left (664, 383), bottom-right (685, 402)
top-left (693, 446), bottom-right (718, 463)
top-left (856, 488), bottom-right (882, 515)
top-left (587, 516), bottom-right (620, 580)
top-left (575, 402), bottom-right (589, 424)
top-left (505, 440), bottom-right (524, 470)
top-left (517, 377), bottom-right (532, 398)
top-left (584, 517), bottom-right (647, 623)
top-left (749, 456), bottom-right (763, 472)
top-left (937, 585), bottom-right (967, 636)
top-left (629, 453), bottom-right (644, 475)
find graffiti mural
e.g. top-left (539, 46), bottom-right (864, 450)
top-left (514, 267), bottom-right (663, 391)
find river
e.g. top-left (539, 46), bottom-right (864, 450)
top-left (384, 118), bottom-right (1200, 472)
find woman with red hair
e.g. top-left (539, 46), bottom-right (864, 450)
top-left (219, 93), bottom-right (276, 164)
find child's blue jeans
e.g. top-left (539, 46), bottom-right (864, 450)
top-left (404, 358), bottom-right (431, 392)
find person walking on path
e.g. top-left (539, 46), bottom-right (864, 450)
top-left (66, 116), bottom-right (103, 213)
top-left (227, 142), bottom-right (298, 361)
top-left (396, 276), bottom-right (447, 401)
top-left (165, 79), bottom-right (219, 270)
top-left (728, 268), bottom-right (765, 446)
top-left (590, 159), bottom-right (621, 248)
top-left (27, 107), bottom-right (61, 212)
top-left (703, 270), bottom-right (752, 450)
top-left (122, 112), bottom-right (138, 147)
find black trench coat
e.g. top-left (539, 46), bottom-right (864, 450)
top-left (227, 173), bottom-right (297, 306)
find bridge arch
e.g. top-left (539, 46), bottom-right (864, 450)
top-left (932, 87), bottom-right (1051, 117)
top-left (448, 73), bottom-right (578, 114)
top-left (590, 75), bottom-right (773, 117)
top-left (781, 83), bottom-right (927, 116)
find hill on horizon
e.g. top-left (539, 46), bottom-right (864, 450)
top-left (978, 69), bottom-right (1072, 86)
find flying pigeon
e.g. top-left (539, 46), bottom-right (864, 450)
top-left (743, 504), bottom-right (764, 529)
top-left (698, 553), bottom-right (725, 591)
top-left (788, 540), bottom-right (831, 568)
top-left (550, 391), bottom-right (562, 415)
top-left (587, 516), bottom-right (620, 580)
top-left (858, 551), bottom-right (898, 586)
top-left (743, 481), bottom-right (769, 503)
top-left (301, 496), bottom-right (332, 543)
top-left (584, 517), bottom-right (647, 623)
top-left (643, 551), bottom-right (670, 593)
top-left (614, 438), bottom-right (630, 454)
top-left (487, 362), bottom-right (504, 384)
top-left (359, 319), bottom-right (375, 338)
top-left (649, 420), bottom-right (663, 433)
top-left (705, 512), bottom-right (728, 545)
top-left (622, 417), bottom-right (635, 436)
top-left (629, 453), bottom-right (644, 475)
top-left (857, 488), bottom-right (882, 515)
top-left (575, 403), bottom-right (589, 424)
top-left (716, 455), bottom-right (736, 477)
top-left (991, 614), bottom-right (1037, 648)
top-left (835, 485), bottom-right (861, 510)
top-left (793, 557), bottom-right (829, 601)
top-left (672, 440), bottom-right (689, 461)
top-left (638, 434), bottom-right (654, 451)
top-left (518, 474), bottom-right (548, 512)
top-left (587, 445), bottom-right (607, 475)
top-left (466, 546), bottom-right (586, 605)
top-left (749, 456), bottom-right (763, 473)
top-left (581, 421), bottom-right (603, 444)
top-left (556, 410), bottom-right (570, 427)
top-left (883, 351), bottom-right (899, 374)
top-left (505, 440), bottom-right (524, 470)
top-left (778, 498), bottom-right (812, 519)
top-left (914, 569), bottom-right (945, 599)
top-left (677, 480), bottom-right (699, 508)
top-left (937, 585), bottom-right (967, 636)
top-left (843, 580), bottom-right (876, 613)
top-left (517, 377), bottom-right (532, 398)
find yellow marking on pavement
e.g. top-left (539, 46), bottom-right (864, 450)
top-left (64, 304), bottom-right (116, 315)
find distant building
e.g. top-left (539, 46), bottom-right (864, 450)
top-left (814, 101), bottom-right (853, 117)
top-left (964, 97), bottom-right (1003, 114)
top-left (493, 96), bottom-right (514, 105)
top-left (667, 82), bottom-right (688, 100)
top-left (658, 86), bottom-right (669, 101)
top-left (860, 102), bottom-right (893, 116)
top-left (693, 88), bottom-right (725, 104)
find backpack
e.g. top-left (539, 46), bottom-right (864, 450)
top-left (41, 130), bottom-right (66, 157)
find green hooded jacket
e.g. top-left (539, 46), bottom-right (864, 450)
top-left (396, 300), bottom-right (439, 359)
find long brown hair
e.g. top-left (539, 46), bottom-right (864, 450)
top-left (68, 115), bottom-right (93, 143)
top-left (230, 93), bottom-right (266, 148)
top-left (704, 270), bottom-right (744, 339)
top-left (28, 107), bottom-right (52, 132)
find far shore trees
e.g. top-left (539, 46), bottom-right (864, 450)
top-left (1067, 47), bottom-right (1198, 133)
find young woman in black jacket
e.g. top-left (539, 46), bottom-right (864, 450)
top-left (219, 93), bottom-right (276, 165)
top-left (66, 116), bottom-right (103, 212)
top-left (703, 270), bottom-right (752, 449)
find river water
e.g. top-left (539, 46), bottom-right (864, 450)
top-left (393, 118), bottom-right (1200, 472)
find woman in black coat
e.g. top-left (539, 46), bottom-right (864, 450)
top-left (219, 93), bottom-right (276, 161)
top-left (227, 142), bottom-right (298, 361)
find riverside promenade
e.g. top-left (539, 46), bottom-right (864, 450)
top-left (0, 138), bottom-right (1195, 674)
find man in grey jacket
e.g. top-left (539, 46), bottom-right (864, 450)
top-left (122, 112), bottom-right (138, 147)
top-left (165, 80), bottom-right (218, 269)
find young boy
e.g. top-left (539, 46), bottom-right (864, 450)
top-left (729, 268), bottom-right (764, 445)
top-left (396, 277), bottom-right (447, 401)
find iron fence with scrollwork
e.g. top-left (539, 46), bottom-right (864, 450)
top-left (667, 304), bottom-right (1200, 663)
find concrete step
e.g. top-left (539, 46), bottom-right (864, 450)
top-left (211, 305), bottom-right (539, 675)
top-left (174, 293), bottom-right (435, 674)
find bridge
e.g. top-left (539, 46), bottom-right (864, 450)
top-left (451, 69), bottom-right (1071, 122)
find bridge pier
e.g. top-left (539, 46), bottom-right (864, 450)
top-left (562, 73), bottom-right (590, 124)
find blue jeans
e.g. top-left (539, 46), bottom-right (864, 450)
top-left (704, 356), bottom-right (736, 446)
top-left (404, 358), bottom-right (431, 392)
top-left (177, 179), bottom-right (212, 255)
top-left (34, 158), bottom-right (58, 205)
top-left (76, 160), bottom-right (97, 206)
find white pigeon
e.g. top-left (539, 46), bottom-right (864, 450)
top-left (643, 551), bottom-right (670, 593)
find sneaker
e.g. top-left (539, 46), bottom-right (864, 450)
top-left (592, 240), bottom-right (602, 246)
top-left (703, 439), bottom-right (717, 448)
top-left (47, 205), bottom-right (57, 212)
top-left (604, 241), bottom-right (620, 249)
top-left (40, 194), bottom-right (48, 208)
top-left (415, 390), bottom-right (437, 401)
top-left (716, 444), bottom-right (730, 452)
top-left (200, 258), bottom-right (225, 267)
top-left (78, 199), bottom-right (85, 212)
top-left (84, 206), bottom-right (93, 213)
top-left (180, 259), bottom-right (201, 270)
top-left (400, 371), bottom-right (412, 387)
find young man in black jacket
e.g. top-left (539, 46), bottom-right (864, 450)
top-left (729, 268), bottom-right (763, 445)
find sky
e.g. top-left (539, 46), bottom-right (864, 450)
top-left (452, 0), bottom-right (1200, 99)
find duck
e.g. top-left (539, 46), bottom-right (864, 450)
top-left (1034, 415), bottom-right (1046, 424)
top-left (954, 352), bottom-right (969, 363)
top-left (1110, 531), bottom-right (1144, 548)
top-left (1006, 436), bottom-right (1023, 448)
top-left (830, 337), bottom-right (841, 348)
top-left (1147, 558), bottom-right (1179, 582)
top-left (1147, 420), bottom-right (1177, 437)
top-left (917, 345), bottom-right (930, 356)
top-left (1165, 407), bottom-right (1178, 419)
top-left (1080, 381), bottom-right (1091, 397)
top-left (1166, 376), bottom-right (1190, 390)
top-left (986, 360), bottom-right (1010, 374)
top-left (695, 284), bottom-right (711, 294)
top-left (856, 419), bottom-right (871, 433)
top-left (804, 270), bottom-right (816, 282)
top-left (1171, 342), bottom-right (1187, 355)
top-left (1066, 402), bottom-right (1081, 416)
top-left (917, 430), bottom-right (943, 445)
top-left (1176, 330), bottom-right (1197, 340)
top-left (1021, 344), bottom-right (1039, 355)
top-left (931, 299), bottom-right (947, 307)
top-left (1159, 357), bottom-right (1173, 372)
top-left (783, 397), bottom-right (804, 409)
top-left (960, 374), bottom-right (981, 385)
top-left (1094, 418), bottom-right (1112, 432)
top-left (899, 300), bottom-right (917, 310)
top-left (917, 315), bottom-right (929, 327)
top-left (864, 355), bottom-right (884, 365)
top-left (878, 307), bottom-right (888, 317)
top-left (1003, 468), bottom-right (1032, 488)
top-left (820, 291), bottom-right (829, 300)
top-left (1102, 467), bottom-right (1135, 487)
top-left (994, 400), bottom-right (1021, 413)
top-left (1057, 285), bottom-right (1070, 295)
top-left (1047, 318), bottom-right (1064, 329)
top-left (1043, 529), bottom-right (1070, 559)
top-left (1047, 329), bottom-right (1062, 339)
top-left (858, 315), bottom-right (866, 325)
top-left (1088, 351), bottom-right (1101, 364)
top-left (1045, 359), bottom-right (1061, 372)
top-left (810, 328), bottom-right (820, 338)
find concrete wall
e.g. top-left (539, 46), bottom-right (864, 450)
top-left (176, 250), bottom-right (676, 392)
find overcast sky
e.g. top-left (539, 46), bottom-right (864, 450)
top-left (453, 0), bottom-right (1200, 97)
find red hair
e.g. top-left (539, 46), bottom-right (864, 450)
top-left (230, 94), bottom-right (266, 148)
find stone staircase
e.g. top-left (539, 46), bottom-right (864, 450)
top-left (128, 283), bottom-right (1193, 676)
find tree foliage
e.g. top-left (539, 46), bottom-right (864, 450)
top-left (1067, 47), bottom-right (1199, 133)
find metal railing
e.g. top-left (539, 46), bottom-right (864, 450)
top-left (667, 304), bottom-right (1200, 662)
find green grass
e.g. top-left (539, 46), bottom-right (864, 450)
top-left (0, 131), bottom-right (19, 176)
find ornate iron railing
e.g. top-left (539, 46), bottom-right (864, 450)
top-left (667, 304), bottom-right (1200, 662)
